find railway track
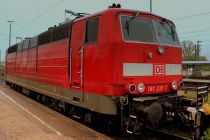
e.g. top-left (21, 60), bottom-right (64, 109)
top-left (183, 78), bottom-right (210, 86)
top-left (183, 78), bottom-right (210, 94)
top-left (0, 79), bottom-right (201, 140)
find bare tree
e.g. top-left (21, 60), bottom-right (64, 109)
top-left (182, 41), bottom-right (196, 61)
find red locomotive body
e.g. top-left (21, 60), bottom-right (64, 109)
top-left (5, 6), bottom-right (184, 133)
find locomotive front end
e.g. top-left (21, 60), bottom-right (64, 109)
top-left (118, 13), bottom-right (182, 96)
top-left (114, 10), bottom-right (183, 133)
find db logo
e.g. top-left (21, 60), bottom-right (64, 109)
top-left (154, 64), bottom-right (165, 75)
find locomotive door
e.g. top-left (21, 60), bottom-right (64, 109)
top-left (70, 21), bottom-right (85, 90)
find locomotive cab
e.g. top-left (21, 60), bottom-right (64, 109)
top-left (95, 8), bottom-right (184, 133)
top-left (71, 8), bottom-right (183, 118)
top-left (74, 8), bottom-right (183, 97)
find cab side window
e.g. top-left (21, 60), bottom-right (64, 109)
top-left (85, 18), bottom-right (99, 44)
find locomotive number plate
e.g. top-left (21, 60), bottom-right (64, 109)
top-left (147, 84), bottom-right (168, 92)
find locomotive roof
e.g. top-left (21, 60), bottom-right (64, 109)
top-left (8, 8), bottom-right (174, 49)
top-left (74, 8), bottom-right (174, 24)
top-left (8, 21), bottom-right (72, 49)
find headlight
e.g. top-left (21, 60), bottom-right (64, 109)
top-left (158, 46), bottom-right (165, 54)
top-left (171, 82), bottom-right (178, 90)
top-left (129, 84), bottom-right (136, 94)
top-left (138, 83), bottom-right (145, 93)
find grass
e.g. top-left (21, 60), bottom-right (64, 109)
top-left (178, 90), bottom-right (197, 98)
top-left (178, 90), bottom-right (210, 104)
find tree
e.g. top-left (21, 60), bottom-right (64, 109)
top-left (182, 40), bottom-right (208, 61)
top-left (182, 40), bottom-right (209, 70)
top-left (182, 40), bottom-right (197, 61)
top-left (199, 56), bottom-right (207, 61)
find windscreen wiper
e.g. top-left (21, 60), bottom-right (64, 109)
top-left (124, 12), bottom-right (140, 35)
top-left (162, 18), bottom-right (176, 40)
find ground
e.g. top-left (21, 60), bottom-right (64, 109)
top-left (0, 83), bottom-right (110, 140)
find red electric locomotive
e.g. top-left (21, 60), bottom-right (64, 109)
top-left (6, 4), bottom-right (186, 134)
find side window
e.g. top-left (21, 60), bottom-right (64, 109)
top-left (29, 36), bottom-right (38, 48)
top-left (85, 18), bottom-right (99, 44)
top-left (23, 39), bottom-right (29, 50)
top-left (17, 42), bottom-right (23, 51)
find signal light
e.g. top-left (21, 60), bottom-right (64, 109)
top-left (171, 82), bottom-right (178, 90)
top-left (129, 84), bottom-right (136, 94)
top-left (158, 45), bottom-right (165, 54)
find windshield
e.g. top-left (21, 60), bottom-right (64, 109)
top-left (154, 21), bottom-right (179, 46)
top-left (120, 16), bottom-right (180, 46)
top-left (121, 16), bottom-right (157, 43)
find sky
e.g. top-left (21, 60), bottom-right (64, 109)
top-left (1, 0), bottom-right (210, 61)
